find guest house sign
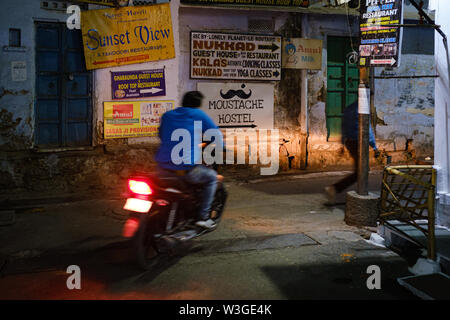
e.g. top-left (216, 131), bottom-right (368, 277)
top-left (190, 31), bottom-right (282, 81)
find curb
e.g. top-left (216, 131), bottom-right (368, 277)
top-left (243, 170), bottom-right (383, 184)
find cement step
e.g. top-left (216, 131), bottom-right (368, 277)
top-left (398, 273), bottom-right (450, 300)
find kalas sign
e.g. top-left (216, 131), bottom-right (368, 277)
top-left (190, 32), bottom-right (282, 81)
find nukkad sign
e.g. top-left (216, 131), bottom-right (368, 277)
top-left (282, 38), bottom-right (323, 70)
top-left (81, 4), bottom-right (175, 70)
top-left (104, 100), bottom-right (174, 139)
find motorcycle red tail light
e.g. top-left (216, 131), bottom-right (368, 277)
top-left (128, 179), bottom-right (152, 195)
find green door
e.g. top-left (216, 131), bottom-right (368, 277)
top-left (326, 36), bottom-right (359, 141)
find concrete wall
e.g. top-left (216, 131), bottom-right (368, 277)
top-left (304, 13), bottom-right (435, 168)
top-left (178, 6), bottom-right (300, 172)
top-left (374, 54), bottom-right (435, 157)
top-left (0, 1), bottom-right (179, 195)
top-left (433, 0), bottom-right (450, 227)
top-left (0, 0), bottom-right (71, 151)
top-left (0, 0), bottom-right (439, 194)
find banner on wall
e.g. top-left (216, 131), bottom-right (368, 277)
top-left (197, 82), bottom-right (274, 129)
top-left (78, 0), bottom-right (115, 6)
top-left (180, 0), bottom-right (309, 8)
top-left (281, 38), bottom-right (323, 70)
top-left (81, 3), bottom-right (175, 70)
top-left (190, 31), bottom-right (282, 81)
top-left (359, 0), bottom-right (404, 68)
top-left (103, 100), bottom-right (174, 139)
top-left (111, 69), bottom-right (166, 99)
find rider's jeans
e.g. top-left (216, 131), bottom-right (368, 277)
top-left (184, 165), bottom-right (218, 221)
top-left (157, 165), bottom-right (217, 221)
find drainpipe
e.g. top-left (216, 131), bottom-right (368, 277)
top-left (300, 14), bottom-right (309, 169)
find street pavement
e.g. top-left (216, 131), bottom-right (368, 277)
top-left (0, 171), bottom-right (417, 299)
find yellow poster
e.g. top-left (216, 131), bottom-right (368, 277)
top-left (104, 100), bottom-right (174, 139)
top-left (282, 38), bottom-right (323, 70)
top-left (81, 3), bottom-right (175, 70)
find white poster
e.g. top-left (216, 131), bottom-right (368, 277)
top-left (191, 31), bottom-right (282, 81)
top-left (11, 61), bottom-right (26, 82)
top-left (197, 82), bottom-right (274, 129)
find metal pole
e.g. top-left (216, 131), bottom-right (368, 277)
top-left (357, 67), bottom-right (370, 196)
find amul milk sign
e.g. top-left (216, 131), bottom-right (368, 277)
top-left (190, 32), bottom-right (282, 81)
top-left (198, 82), bottom-right (274, 129)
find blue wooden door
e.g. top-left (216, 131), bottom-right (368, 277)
top-left (35, 23), bottom-right (92, 147)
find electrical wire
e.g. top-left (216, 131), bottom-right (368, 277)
top-left (345, 2), bottom-right (359, 65)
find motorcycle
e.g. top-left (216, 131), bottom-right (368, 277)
top-left (122, 164), bottom-right (227, 270)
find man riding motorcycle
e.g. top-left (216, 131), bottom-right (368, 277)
top-left (154, 91), bottom-right (223, 230)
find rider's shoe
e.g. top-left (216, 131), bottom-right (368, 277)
top-left (195, 219), bottom-right (217, 229)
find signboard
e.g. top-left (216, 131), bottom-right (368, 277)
top-left (359, 0), bottom-right (404, 68)
top-left (11, 61), bottom-right (26, 81)
top-left (282, 38), bottom-right (323, 70)
top-left (81, 3), bottom-right (175, 70)
top-left (180, 0), bottom-right (311, 8)
top-left (78, 0), bottom-right (115, 6)
top-left (197, 82), bottom-right (274, 129)
top-left (181, 0), bottom-right (309, 7)
top-left (103, 100), bottom-right (174, 139)
top-left (190, 31), bottom-right (282, 81)
top-left (111, 69), bottom-right (166, 99)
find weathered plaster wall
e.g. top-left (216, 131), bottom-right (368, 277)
top-left (302, 14), bottom-right (362, 169)
top-left (0, 0), bottom-right (70, 151)
top-left (374, 54), bottom-right (435, 157)
top-left (0, 1), bottom-right (438, 195)
top-left (93, 0), bottom-right (180, 147)
top-left (178, 6), bottom-right (306, 172)
top-left (433, 0), bottom-right (450, 227)
top-left (301, 14), bottom-right (435, 169)
top-left (0, 1), bottom-right (179, 196)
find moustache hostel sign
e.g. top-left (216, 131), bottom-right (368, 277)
top-left (197, 82), bottom-right (274, 129)
top-left (81, 3), bottom-right (175, 70)
top-left (190, 31), bottom-right (282, 81)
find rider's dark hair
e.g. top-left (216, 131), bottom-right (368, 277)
top-left (182, 91), bottom-right (204, 108)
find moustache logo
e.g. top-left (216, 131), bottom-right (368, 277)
top-left (220, 84), bottom-right (252, 99)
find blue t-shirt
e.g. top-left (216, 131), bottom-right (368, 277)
top-left (155, 107), bottom-right (223, 170)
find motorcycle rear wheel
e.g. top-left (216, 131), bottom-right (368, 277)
top-left (134, 214), bottom-right (163, 270)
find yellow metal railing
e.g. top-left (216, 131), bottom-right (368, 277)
top-left (379, 165), bottom-right (437, 260)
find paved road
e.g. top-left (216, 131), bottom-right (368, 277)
top-left (0, 172), bottom-right (417, 300)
